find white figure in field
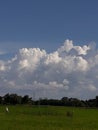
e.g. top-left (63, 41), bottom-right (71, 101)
top-left (6, 107), bottom-right (9, 113)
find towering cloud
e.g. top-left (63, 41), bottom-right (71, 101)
top-left (0, 40), bottom-right (98, 99)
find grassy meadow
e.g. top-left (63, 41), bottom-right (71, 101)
top-left (0, 105), bottom-right (98, 130)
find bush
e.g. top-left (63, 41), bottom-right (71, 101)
top-left (66, 111), bottom-right (73, 117)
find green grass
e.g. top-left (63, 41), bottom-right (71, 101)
top-left (0, 105), bottom-right (98, 130)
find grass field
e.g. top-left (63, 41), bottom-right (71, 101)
top-left (0, 105), bottom-right (98, 130)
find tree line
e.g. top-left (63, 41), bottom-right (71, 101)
top-left (0, 93), bottom-right (98, 107)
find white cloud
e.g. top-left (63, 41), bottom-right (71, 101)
top-left (44, 51), bottom-right (61, 65)
top-left (58, 39), bottom-right (90, 56)
top-left (73, 45), bottom-right (90, 55)
top-left (0, 39), bottom-right (98, 99)
top-left (87, 84), bottom-right (97, 91)
top-left (58, 39), bottom-right (73, 53)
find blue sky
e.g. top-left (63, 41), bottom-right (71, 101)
top-left (0, 0), bottom-right (98, 52)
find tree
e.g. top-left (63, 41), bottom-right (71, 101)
top-left (0, 96), bottom-right (2, 104)
top-left (3, 93), bottom-right (10, 104)
top-left (22, 95), bottom-right (32, 104)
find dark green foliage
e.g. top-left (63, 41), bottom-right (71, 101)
top-left (21, 95), bottom-right (32, 104)
top-left (1, 93), bottom-right (98, 107)
top-left (2, 93), bottom-right (32, 105)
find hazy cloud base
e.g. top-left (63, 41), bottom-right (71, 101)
top-left (0, 40), bottom-right (98, 99)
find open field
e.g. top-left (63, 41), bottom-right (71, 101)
top-left (0, 105), bottom-right (98, 130)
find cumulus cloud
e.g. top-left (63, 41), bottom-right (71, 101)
top-left (1, 39), bottom-right (98, 99)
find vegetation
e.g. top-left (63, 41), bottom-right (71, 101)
top-left (0, 93), bottom-right (98, 129)
top-left (1, 93), bottom-right (98, 108)
top-left (0, 105), bottom-right (98, 130)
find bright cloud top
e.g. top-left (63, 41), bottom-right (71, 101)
top-left (0, 40), bottom-right (98, 99)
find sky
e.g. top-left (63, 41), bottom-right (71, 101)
top-left (0, 0), bottom-right (98, 51)
top-left (0, 0), bottom-right (98, 99)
